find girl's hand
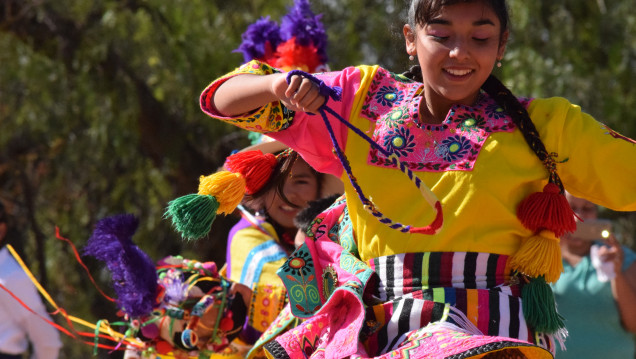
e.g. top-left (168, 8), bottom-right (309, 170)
top-left (272, 73), bottom-right (326, 113)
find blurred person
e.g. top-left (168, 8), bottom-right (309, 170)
top-left (0, 202), bottom-right (62, 359)
top-left (551, 193), bottom-right (636, 358)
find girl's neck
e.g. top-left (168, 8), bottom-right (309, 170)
top-left (418, 89), bottom-right (481, 125)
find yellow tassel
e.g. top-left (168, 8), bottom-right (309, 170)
top-left (198, 171), bottom-right (246, 214)
top-left (510, 230), bottom-right (563, 283)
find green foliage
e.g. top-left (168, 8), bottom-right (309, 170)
top-left (0, 0), bottom-right (635, 357)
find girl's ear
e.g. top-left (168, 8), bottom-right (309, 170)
top-left (403, 24), bottom-right (416, 56)
top-left (497, 29), bottom-right (509, 60)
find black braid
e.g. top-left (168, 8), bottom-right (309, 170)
top-left (402, 65), bottom-right (423, 82)
top-left (481, 75), bottom-right (565, 192)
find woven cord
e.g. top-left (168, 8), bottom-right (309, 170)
top-left (286, 70), bottom-right (442, 234)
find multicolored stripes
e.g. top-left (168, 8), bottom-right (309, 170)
top-left (240, 240), bottom-right (287, 287)
top-left (363, 252), bottom-right (555, 356)
top-left (368, 252), bottom-right (512, 299)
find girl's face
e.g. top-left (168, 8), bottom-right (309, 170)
top-left (404, 1), bottom-right (507, 110)
top-left (262, 158), bottom-right (320, 231)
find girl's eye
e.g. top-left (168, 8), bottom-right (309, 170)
top-left (432, 35), bottom-right (449, 42)
top-left (473, 37), bottom-right (490, 42)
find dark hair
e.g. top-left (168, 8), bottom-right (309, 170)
top-left (243, 151), bottom-right (323, 210)
top-left (408, 0), bottom-right (509, 36)
top-left (403, 0), bottom-right (509, 83)
top-left (403, 0), bottom-right (564, 192)
top-left (294, 193), bottom-right (341, 232)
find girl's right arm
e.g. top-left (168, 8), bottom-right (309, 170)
top-left (213, 73), bottom-right (326, 117)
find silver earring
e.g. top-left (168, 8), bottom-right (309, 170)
top-left (409, 55), bottom-right (415, 61)
top-left (496, 61), bottom-right (502, 68)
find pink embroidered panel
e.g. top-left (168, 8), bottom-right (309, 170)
top-left (361, 68), bottom-right (530, 172)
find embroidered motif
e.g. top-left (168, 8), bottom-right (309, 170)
top-left (360, 69), bottom-right (420, 120)
top-left (362, 68), bottom-right (532, 172)
top-left (214, 60), bottom-right (295, 132)
top-left (279, 245), bottom-right (321, 317)
top-left (321, 265), bottom-right (338, 300)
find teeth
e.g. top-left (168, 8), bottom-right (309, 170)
top-left (446, 68), bottom-right (472, 76)
top-left (281, 206), bottom-right (295, 211)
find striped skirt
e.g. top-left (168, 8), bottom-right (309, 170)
top-left (265, 251), bottom-right (557, 359)
top-left (362, 252), bottom-right (557, 357)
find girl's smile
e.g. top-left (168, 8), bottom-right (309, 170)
top-left (404, 1), bottom-right (507, 123)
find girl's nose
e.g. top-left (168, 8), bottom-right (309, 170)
top-left (448, 40), bottom-right (470, 60)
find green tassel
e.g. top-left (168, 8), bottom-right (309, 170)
top-left (165, 194), bottom-right (219, 240)
top-left (521, 276), bottom-right (565, 333)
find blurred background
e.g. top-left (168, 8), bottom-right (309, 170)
top-left (0, 0), bottom-right (634, 357)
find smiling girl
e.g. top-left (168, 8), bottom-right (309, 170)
top-left (200, 0), bottom-right (636, 358)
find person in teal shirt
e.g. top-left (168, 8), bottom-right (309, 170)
top-left (552, 193), bottom-right (636, 358)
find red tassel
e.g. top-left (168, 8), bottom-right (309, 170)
top-left (224, 150), bottom-right (278, 195)
top-left (517, 183), bottom-right (576, 237)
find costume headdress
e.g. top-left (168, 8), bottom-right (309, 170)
top-left (235, 0), bottom-right (329, 73)
top-left (165, 149), bottom-right (291, 240)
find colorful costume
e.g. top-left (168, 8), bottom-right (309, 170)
top-left (224, 211), bottom-right (294, 358)
top-left (200, 61), bottom-right (636, 358)
top-left (552, 244), bottom-right (636, 358)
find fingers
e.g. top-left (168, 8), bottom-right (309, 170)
top-left (284, 75), bottom-right (326, 112)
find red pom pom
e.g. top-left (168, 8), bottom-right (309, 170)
top-left (517, 183), bottom-right (576, 237)
top-left (224, 150), bottom-right (278, 195)
top-left (273, 37), bottom-right (322, 73)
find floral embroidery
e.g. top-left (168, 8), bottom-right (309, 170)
top-left (455, 112), bottom-right (486, 133)
top-left (364, 68), bottom-right (522, 172)
top-left (375, 85), bottom-right (404, 107)
top-left (279, 245), bottom-right (321, 317)
top-left (361, 69), bottom-right (418, 120)
top-left (382, 126), bottom-right (416, 157)
top-left (282, 249), bottom-right (313, 277)
top-left (435, 135), bottom-right (471, 162)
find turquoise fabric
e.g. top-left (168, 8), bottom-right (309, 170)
top-left (552, 243), bottom-right (636, 358)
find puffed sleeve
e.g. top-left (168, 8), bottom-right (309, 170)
top-left (199, 60), bottom-right (369, 177)
top-left (530, 97), bottom-right (636, 211)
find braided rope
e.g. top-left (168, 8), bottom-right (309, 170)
top-left (286, 70), bottom-right (443, 234)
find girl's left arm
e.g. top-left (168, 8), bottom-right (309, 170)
top-left (531, 97), bottom-right (636, 211)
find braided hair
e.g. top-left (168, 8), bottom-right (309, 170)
top-left (403, 0), bottom-right (563, 191)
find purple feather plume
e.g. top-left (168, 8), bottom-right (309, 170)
top-left (279, 0), bottom-right (328, 64)
top-left (234, 16), bottom-right (281, 63)
top-left (83, 214), bottom-right (158, 318)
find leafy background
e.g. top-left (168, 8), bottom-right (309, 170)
top-left (1, 0), bottom-right (634, 357)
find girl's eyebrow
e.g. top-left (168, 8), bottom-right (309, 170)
top-left (290, 172), bottom-right (313, 179)
top-left (428, 18), bottom-right (496, 27)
